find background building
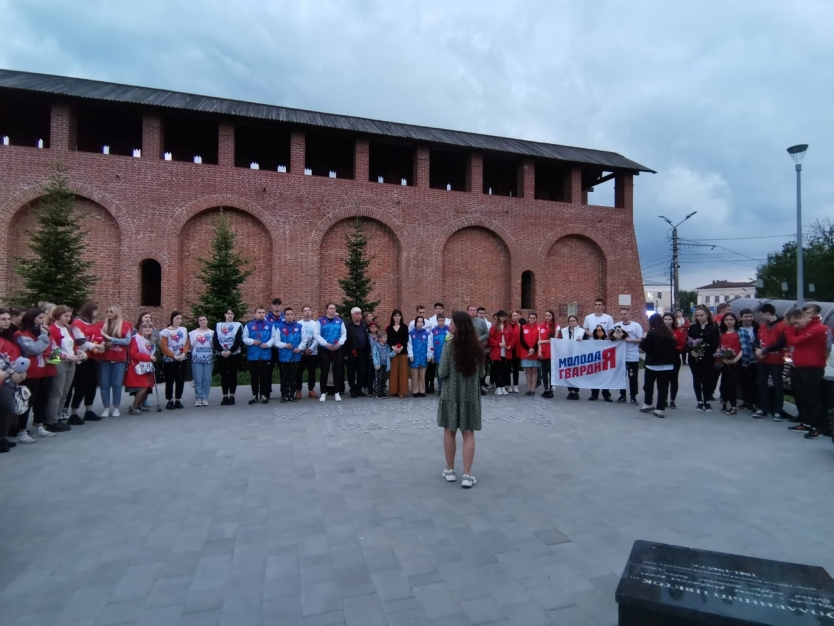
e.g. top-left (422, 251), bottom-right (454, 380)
top-left (696, 280), bottom-right (756, 312)
top-left (643, 284), bottom-right (672, 316)
top-left (0, 69), bottom-right (652, 321)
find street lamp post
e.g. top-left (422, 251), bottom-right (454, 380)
top-left (659, 212), bottom-right (697, 310)
top-left (787, 144), bottom-right (808, 307)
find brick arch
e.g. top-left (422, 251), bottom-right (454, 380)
top-left (0, 179), bottom-right (134, 239)
top-left (433, 216), bottom-right (515, 258)
top-left (318, 216), bottom-right (402, 319)
top-left (169, 194), bottom-right (277, 235)
top-left (442, 226), bottom-right (511, 314)
top-left (309, 205), bottom-right (405, 249)
top-left (544, 234), bottom-right (607, 317)
top-left (537, 225), bottom-right (614, 261)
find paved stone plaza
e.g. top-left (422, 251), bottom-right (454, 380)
top-left (2, 375), bottom-right (833, 626)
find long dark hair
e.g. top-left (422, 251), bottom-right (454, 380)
top-left (21, 307), bottom-right (44, 334)
top-left (389, 309), bottom-right (403, 328)
top-left (450, 311), bottom-right (483, 378)
top-left (0, 307), bottom-right (14, 341)
top-left (719, 312), bottom-right (738, 334)
top-left (662, 311), bottom-right (678, 330)
top-left (649, 313), bottom-right (674, 339)
top-left (693, 304), bottom-right (714, 326)
top-left (78, 302), bottom-right (98, 324)
top-left (545, 309), bottom-right (557, 338)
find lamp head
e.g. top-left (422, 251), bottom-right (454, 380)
top-left (787, 144), bottom-right (809, 165)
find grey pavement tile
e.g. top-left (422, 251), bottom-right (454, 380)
top-left (301, 579), bottom-right (341, 616)
top-left (178, 609), bottom-right (222, 626)
top-left (533, 528), bottom-right (572, 547)
top-left (413, 583), bottom-right (461, 620)
top-left (302, 610), bottom-right (345, 626)
top-left (545, 605), bottom-right (598, 626)
top-left (341, 593), bottom-right (387, 626)
top-left (387, 608), bottom-right (431, 626)
top-left (383, 597), bottom-right (422, 614)
top-left (97, 599), bottom-right (145, 625)
top-left (459, 596), bottom-right (507, 624)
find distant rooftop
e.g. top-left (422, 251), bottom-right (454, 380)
top-left (0, 68), bottom-right (654, 174)
top-left (696, 280), bottom-right (756, 290)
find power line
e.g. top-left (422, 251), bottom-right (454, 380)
top-left (682, 234), bottom-right (795, 242)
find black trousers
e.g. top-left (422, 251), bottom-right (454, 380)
top-left (279, 361), bottom-right (299, 399)
top-left (296, 353), bottom-right (318, 392)
top-left (541, 358), bottom-right (552, 391)
top-left (643, 368), bottom-right (671, 411)
top-left (217, 353), bottom-right (241, 395)
top-left (690, 357), bottom-right (717, 403)
top-left (21, 376), bottom-right (53, 428)
top-left (426, 361), bottom-right (436, 391)
top-left (756, 363), bottom-right (784, 416)
top-left (670, 357), bottom-right (681, 401)
top-left (620, 362), bottom-right (640, 399)
top-left (375, 368), bottom-right (388, 395)
top-left (346, 350), bottom-right (369, 394)
top-left (249, 359), bottom-right (272, 398)
top-left (67, 358), bottom-right (98, 410)
top-left (719, 363), bottom-right (739, 407)
top-left (510, 357), bottom-right (521, 386)
top-left (319, 348), bottom-right (344, 394)
top-left (739, 363), bottom-right (758, 407)
top-left (491, 358), bottom-right (509, 388)
top-left (163, 360), bottom-right (186, 400)
top-left (792, 367), bottom-right (825, 431)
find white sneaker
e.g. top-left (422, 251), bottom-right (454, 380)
top-left (461, 474), bottom-right (477, 488)
top-left (202, 399), bottom-right (209, 406)
top-left (195, 399), bottom-right (202, 407)
top-left (442, 469), bottom-right (456, 482)
top-left (639, 404), bottom-right (656, 413)
top-left (652, 409), bottom-right (666, 418)
top-left (111, 407), bottom-right (120, 417)
top-left (33, 426), bottom-right (56, 438)
top-left (503, 387), bottom-right (510, 395)
top-left (101, 407), bottom-right (111, 418)
top-left (319, 393), bottom-right (326, 402)
top-left (16, 431), bottom-right (36, 444)
top-left (334, 393), bottom-right (342, 402)
top-left (512, 385), bottom-right (519, 393)
top-left (494, 388), bottom-right (503, 396)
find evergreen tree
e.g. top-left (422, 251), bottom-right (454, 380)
top-left (189, 211), bottom-right (253, 324)
top-left (337, 217), bottom-right (381, 317)
top-left (15, 165), bottom-right (97, 309)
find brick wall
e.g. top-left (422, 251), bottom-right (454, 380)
top-left (0, 101), bottom-right (647, 326)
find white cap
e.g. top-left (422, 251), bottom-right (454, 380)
top-left (350, 307), bottom-right (362, 314)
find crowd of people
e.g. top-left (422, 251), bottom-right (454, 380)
top-left (0, 296), bottom-right (831, 461)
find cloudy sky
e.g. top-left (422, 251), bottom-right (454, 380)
top-left (2, 0), bottom-right (831, 291)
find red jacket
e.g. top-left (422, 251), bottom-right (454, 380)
top-left (757, 319), bottom-right (786, 365)
top-left (717, 331), bottom-right (742, 363)
top-left (519, 323), bottom-right (539, 360)
top-left (785, 318), bottom-right (828, 368)
top-left (72, 319), bottom-right (104, 359)
top-left (537, 323), bottom-right (559, 360)
top-left (673, 328), bottom-right (687, 353)
top-left (15, 328), bottom-right (56, 378)
top-left (507, 322), bottom-right (523, 359)
top-left (0, 336), bottom-right (22, 364)
top-left (124, 335), bottom-right (156, 388)
top-left (488, 325), bottom-right (515, 361)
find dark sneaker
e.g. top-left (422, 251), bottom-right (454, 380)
top-left (45, 422), bottom-right (71, 432)
top-left (174, 400), bottom-right (184, 409)
top-left (588, 396), bottom-right (598, 401)
top-left (280, 397), bottom-right (288, 403)
top-left (616, 397), bottom-right (627, 404)
top-left (696, 403), bottom-right (704, 412)
top-left (84, 410), bottom-right (102, 421)
top-left (604, 396), bottom-right (614, 403)
top-left (260, 397), bottom-right (269, 404)
top-left (804, 429), bottom-right (821, 440)
top-left (248, 396), bottom-right (258, 405)
top-left (669, 401), bottom-right (677, 409)
top-left (220, 396), bottom-right (229, 406)
top-left (166, 401), bottom-right (176, 410)
top-left (68, 415), bottom-right (85, 425)
top-left (630, 397), bottom-right (638, 406)
top-left (229, 396), bottom-right (236, 405)
top-left (377, 393), bottom-right (388, 399)
top-left (0, 439), bottom-right (9, 453)
top-left (789, 424), bottom-right (811, 432)
top-left (752, 410), bottom-right (766, 419)
top-left (704, 403), bottom-right (713, 413)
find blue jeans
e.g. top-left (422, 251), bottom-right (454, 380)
top-left (192, 361), bottom-right (213, 400)
top-left (99, 360), bottom-right (126, 407)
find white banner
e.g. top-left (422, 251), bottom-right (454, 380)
top-left (550, 339), bottom-right (626, 389)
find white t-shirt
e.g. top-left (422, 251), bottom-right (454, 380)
top-left (613, 321), bottom-right (643, 362)
top-left (299, 318), bottom-right (321, 355)
top-left (583, 313), bottom-right (615, 335)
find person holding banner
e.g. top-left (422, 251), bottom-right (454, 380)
top-left (437, 311), bottom-right (486, 489)
top-left (639, 313), bottom-right (678, 418)
top-left (583, 299), bottom-right (615, 401)
top-left (538, 310), bottom-right (558, 399)
top-left (488, 311), bottom-right (513, 395)
top-left (520, 312), bottom-right (539, 396)
top-left (560, 315), bottom-right (585, 400)
top-left (613, 308), bottom-right (643, 406)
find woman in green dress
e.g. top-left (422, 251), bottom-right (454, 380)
top-left (437, 311), bottom-right (486, 488)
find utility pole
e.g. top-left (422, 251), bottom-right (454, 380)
top-left (659, 212), bottom-right (697, 310)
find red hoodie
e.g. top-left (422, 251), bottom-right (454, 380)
top-left (538, 323), bottom-right (560, 360)
top-left (519, 323), bottom-right (539, 360)
top-left (757, 319), bottom-right (786, 365)
top-left (785, 318), bottom-right (828, 368)
top-left (507, 321), bottom-right (523, 360)
top-left (488, 325), bottom-right (515, 361)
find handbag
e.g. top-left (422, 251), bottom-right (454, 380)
top-left (135, 362), bottom-right (155, 375)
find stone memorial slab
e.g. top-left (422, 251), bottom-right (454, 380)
top-left (616, 540), bottom-right (834, 625)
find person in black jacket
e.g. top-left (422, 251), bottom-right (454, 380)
top-left (639, 313), bottom-right (679, 418)
top-left (687, 305), bottom-right (721, 412)
top-left (344, 307), bottom-right (371, 398)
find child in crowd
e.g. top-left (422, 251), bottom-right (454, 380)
top-left (428, 313), bottom-right (450, 395)
top-left (372, 331), bottom-right (391, 398)
top-left (408, 316), bottom-right (429, 397)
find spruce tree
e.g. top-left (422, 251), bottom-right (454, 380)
top-left (337, 217), bottom-right (381, 317)
top-left (15, 165), bottom-right (97, 309)
top-left (189, 211), bottom-right (253, 324)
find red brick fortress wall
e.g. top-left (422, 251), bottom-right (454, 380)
top-left (0, 101), bottom-right (646, 323)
